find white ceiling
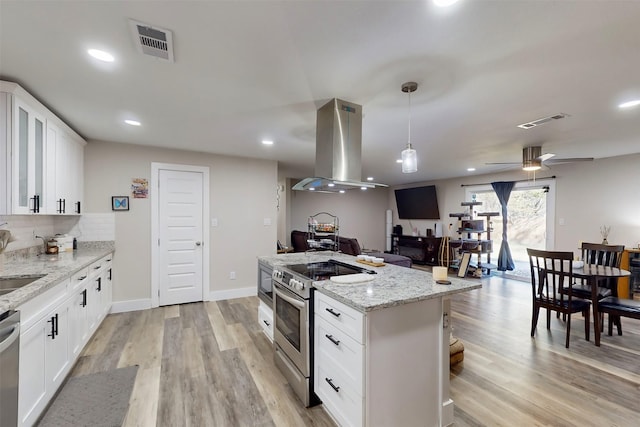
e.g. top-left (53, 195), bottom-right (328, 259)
top-left (1, 1), bottom-right (639, 187)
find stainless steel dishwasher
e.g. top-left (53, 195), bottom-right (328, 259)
top-left (0, 310), bottom-right (20, 427)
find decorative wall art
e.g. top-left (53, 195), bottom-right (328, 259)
top-left (132, 178), bottom-right (148, 199)
top-left (112, 196), bottom-right (129, 211)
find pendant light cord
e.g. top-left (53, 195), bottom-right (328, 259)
top-left (407, 88), bottom-right (412, 148)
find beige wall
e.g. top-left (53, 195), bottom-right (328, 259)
top-left (84, 140), bottom-right (277, 303)
top-left (288, 185), bottom-right (389, 251)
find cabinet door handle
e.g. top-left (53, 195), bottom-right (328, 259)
top-left (96, 277), bottom-right (102, 292)
top-left (62, 198), bottom-right (66, 214)
top-left (48, 315), bottom-right (56, 339)
top-left (81, 289), bottom-right (87, 307)
top-left (325, 378), bottom-right (340, 393)
top-left (75, 201), bottom-right (81, 214)
top-left (325, 334), bottom-right (340, 346)
top-left (262, 320), bottom-right (270, 327)
top-left (108, 269), bottom-right (112, 281)
top-left (325, 307), bottom-right (341, 318)
top-left (54, 313), bottom-right (59, 336)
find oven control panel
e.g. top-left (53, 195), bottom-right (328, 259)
top-left (272, 268), bottom-right (310, 298)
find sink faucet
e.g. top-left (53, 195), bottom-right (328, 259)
top-left (35, 235), bottom-right (47, 254)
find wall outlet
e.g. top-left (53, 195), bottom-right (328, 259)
top-left (229, 271), bottom-right (236, 280)
top-left (211, 218), bottom-right (218, 227)
top-left (263, 218), bottom-right (271, 226)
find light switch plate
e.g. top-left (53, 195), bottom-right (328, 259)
top-left (211, 218), bottom-right (218, 227)
top-left (263, 218), bottom-right (271, 226)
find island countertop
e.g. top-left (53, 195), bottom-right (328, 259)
top-left (258, 251), bottom-right (481, 312)
top-left (0, 242), bottom-right (115, 313)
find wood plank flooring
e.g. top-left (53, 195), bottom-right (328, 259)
top-left (66, 276), bottom-right (640, 426)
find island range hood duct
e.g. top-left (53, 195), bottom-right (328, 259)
top-left (292, 98), bottom-right (388, 193)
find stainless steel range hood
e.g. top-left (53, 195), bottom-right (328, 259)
top-left (292, 98), bottom-right (387, 193)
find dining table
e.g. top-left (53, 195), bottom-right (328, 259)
top-left (573, 263), bottom-right (631, 346)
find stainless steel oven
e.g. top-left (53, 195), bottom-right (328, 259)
top-left (272, 259), bottom-right (375, 407)
top-left (257, 260), bottom-right (273, 306)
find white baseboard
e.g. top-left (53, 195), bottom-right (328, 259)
top-left (110, 298), bottom-right (153, 313)
top-left (209, 287), bottom-right (256, 301)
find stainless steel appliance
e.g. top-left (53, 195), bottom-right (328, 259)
top-left (272, 259), bottom-right (375, 406)
top-left (257, 260), bottom-right (273, 306)
top-left (0, 310), bottom-right (20, 427)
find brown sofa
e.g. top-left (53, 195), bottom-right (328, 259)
top-left (290, 230), bottom-right (412, 268)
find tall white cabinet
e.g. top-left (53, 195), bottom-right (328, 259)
top-left (0, 80), bottom-right (85, 215)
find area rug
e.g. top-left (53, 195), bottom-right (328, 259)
top-left (38, 365), bottom-right (138, 427)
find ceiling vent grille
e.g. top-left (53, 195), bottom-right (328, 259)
top-left (129, 19), bottom-right (174, 62)
top-left (517, 113), bottom-right (568, 129)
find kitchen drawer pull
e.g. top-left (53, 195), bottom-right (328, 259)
top-left (94, 265), bottom-right (101, 270)
top-left (262, 320), bottom-right (271, 327)
top-left (325, 377), bottom-right (340, 393)
top-left (325, 334), bottom-right (340, 346)
top-left (325, 307), bottom-right (341, 317)
top-left (78, 275), bottom-right (87, 281)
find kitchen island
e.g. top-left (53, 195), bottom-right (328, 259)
top-left (258, 252), bottom-right (481, 427)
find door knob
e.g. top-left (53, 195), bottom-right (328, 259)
top-left (195, 241), bottom-right (202, 246)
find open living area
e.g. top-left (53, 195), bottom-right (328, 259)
top-left (1, 1), bottom-right (639, 426)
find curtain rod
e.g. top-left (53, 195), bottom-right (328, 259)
top-left (460, 175), bottom-right (556, 187)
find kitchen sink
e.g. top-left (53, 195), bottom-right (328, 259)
top-left (0, 275), bottom-right (45, 293)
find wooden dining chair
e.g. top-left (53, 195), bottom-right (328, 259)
top-left (564, 242), bottom-right (625, 331)
top-left (528, 248), bottom-right (591, 348)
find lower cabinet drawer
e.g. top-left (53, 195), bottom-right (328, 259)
top-left (315, 291), bottom-right (363, 343)
top-left (315, 359), bottom-right (363, 427)
top-left (315, 317), bottom-right (363, 389)
top-left (258, 301), bottom-right (273, 342)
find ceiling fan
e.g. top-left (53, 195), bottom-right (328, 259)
top-left (486, 146), bottom-right (594, 171)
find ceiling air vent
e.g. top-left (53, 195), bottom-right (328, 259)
top-left (129, 19), bottom-right (174, 62)
top-left (517, 113), bottom-right (569, 129)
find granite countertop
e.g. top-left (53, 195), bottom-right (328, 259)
top-left (258, 251), bottom-right (482, 312)
top-left (0, 242), bottom-right (115, 313)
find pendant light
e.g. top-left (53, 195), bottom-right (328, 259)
top-left (401, 82), bottom-right (418, 173)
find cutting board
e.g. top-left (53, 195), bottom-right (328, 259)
top-left (356, 259), bottom-right (385, 267)
top-left (330, 273), bottom-right (376, 284)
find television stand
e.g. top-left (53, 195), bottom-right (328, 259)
top-left (391, 234), bottom-right (442, 265)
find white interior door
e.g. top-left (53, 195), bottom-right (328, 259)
top-left (158, 169), bottom-right (204, 306)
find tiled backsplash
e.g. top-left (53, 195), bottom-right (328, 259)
top-left (0, 213), bottom-right (115, 253)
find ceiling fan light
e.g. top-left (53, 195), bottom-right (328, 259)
top-left (402, 143), bottom-right (417, 173)
top-left (522, 159), bottom-right (542, 171)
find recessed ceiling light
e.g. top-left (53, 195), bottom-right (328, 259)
top-left (328, 183), bottom-right (335, 187)
top-left (339, 190), bottom-right (345, 194)
top-left (433, 0), bottom-right (459, 7)
top-left (396, 159), bottom-right (403, 164)
top-left (88, 49), bottom-right (115, 62)
top-left (467, 167), bottom-right (476, 172)
top-left (366, 177), bottom-right (374, 181)
top-left (360, 187), bottom-right (367, 191)
top-left (309, 188), bottom-right (315, 191)
top-left (618, 100), bottom-right (640, 109)
top-left (262, 139), bottom-right (274, 145)
top-left (124, 119), bottom-right (141, 126)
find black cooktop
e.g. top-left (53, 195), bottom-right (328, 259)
top-left (285, 259), bottom-right (376, 281)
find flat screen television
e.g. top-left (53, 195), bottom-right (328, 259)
top-left (395, 185), bottom-right (440, 219)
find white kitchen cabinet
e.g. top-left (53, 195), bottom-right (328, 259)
top-left (18, 279), bottom-right (72, 427)
top-left (0, 80), bottom-right (85, 215)
top-left (258, 300), bottom-right (274, 342)
top-left (68, 267), bottom-right (90, 357)
top-left (46, 121), bottom-right (84, 214)
top-left (314, 291), bottom-right (452, 427)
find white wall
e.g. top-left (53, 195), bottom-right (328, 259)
top-left (288, 184), bottom-right (389, 251)
top-left (84, 140), bottom-right (278, 303)
top-left (386, 153), bottom-right (640, 252)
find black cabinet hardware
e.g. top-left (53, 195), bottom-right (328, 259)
top-left (81, 289), bottom-right (87, 307)
top-left (263, 320), bottom-right (271, 327)
top-left (325, 378), bottom-right (340, 392)
top-left (47, 313), bottom-right (58, 339)
top-left (94, 265), bottom-right (101, 270)
top-left (75, 201), bottom-right (81, 214)
top-left (30, 194), bottom-right (40, 213)
top-left (96, 277), bottom-right (101, 292)
top-left (325, 334), bottom-right (340, 346)
top-left (108, 269), bottom-right (112, 281)
top-left (325, 307), bottom-right (341, 317)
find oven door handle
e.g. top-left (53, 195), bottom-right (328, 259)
top-left (274, 285), bottom-right (306, 309)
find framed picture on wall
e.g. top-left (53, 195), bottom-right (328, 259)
top-left (457, 252), bottom-right (472, 278)
top-left (112, 196), bottom-right (129, 211)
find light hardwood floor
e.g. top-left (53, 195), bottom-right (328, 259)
top-left (65, 275), bottom-right (640, 426)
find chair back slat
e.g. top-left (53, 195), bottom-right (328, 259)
top-left (527, 249), bottom-right (574, 305)
top-left (581, 242), bottom-right (624, 268)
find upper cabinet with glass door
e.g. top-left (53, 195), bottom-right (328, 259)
top-left (0, 81), bottom-right (86, 215)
